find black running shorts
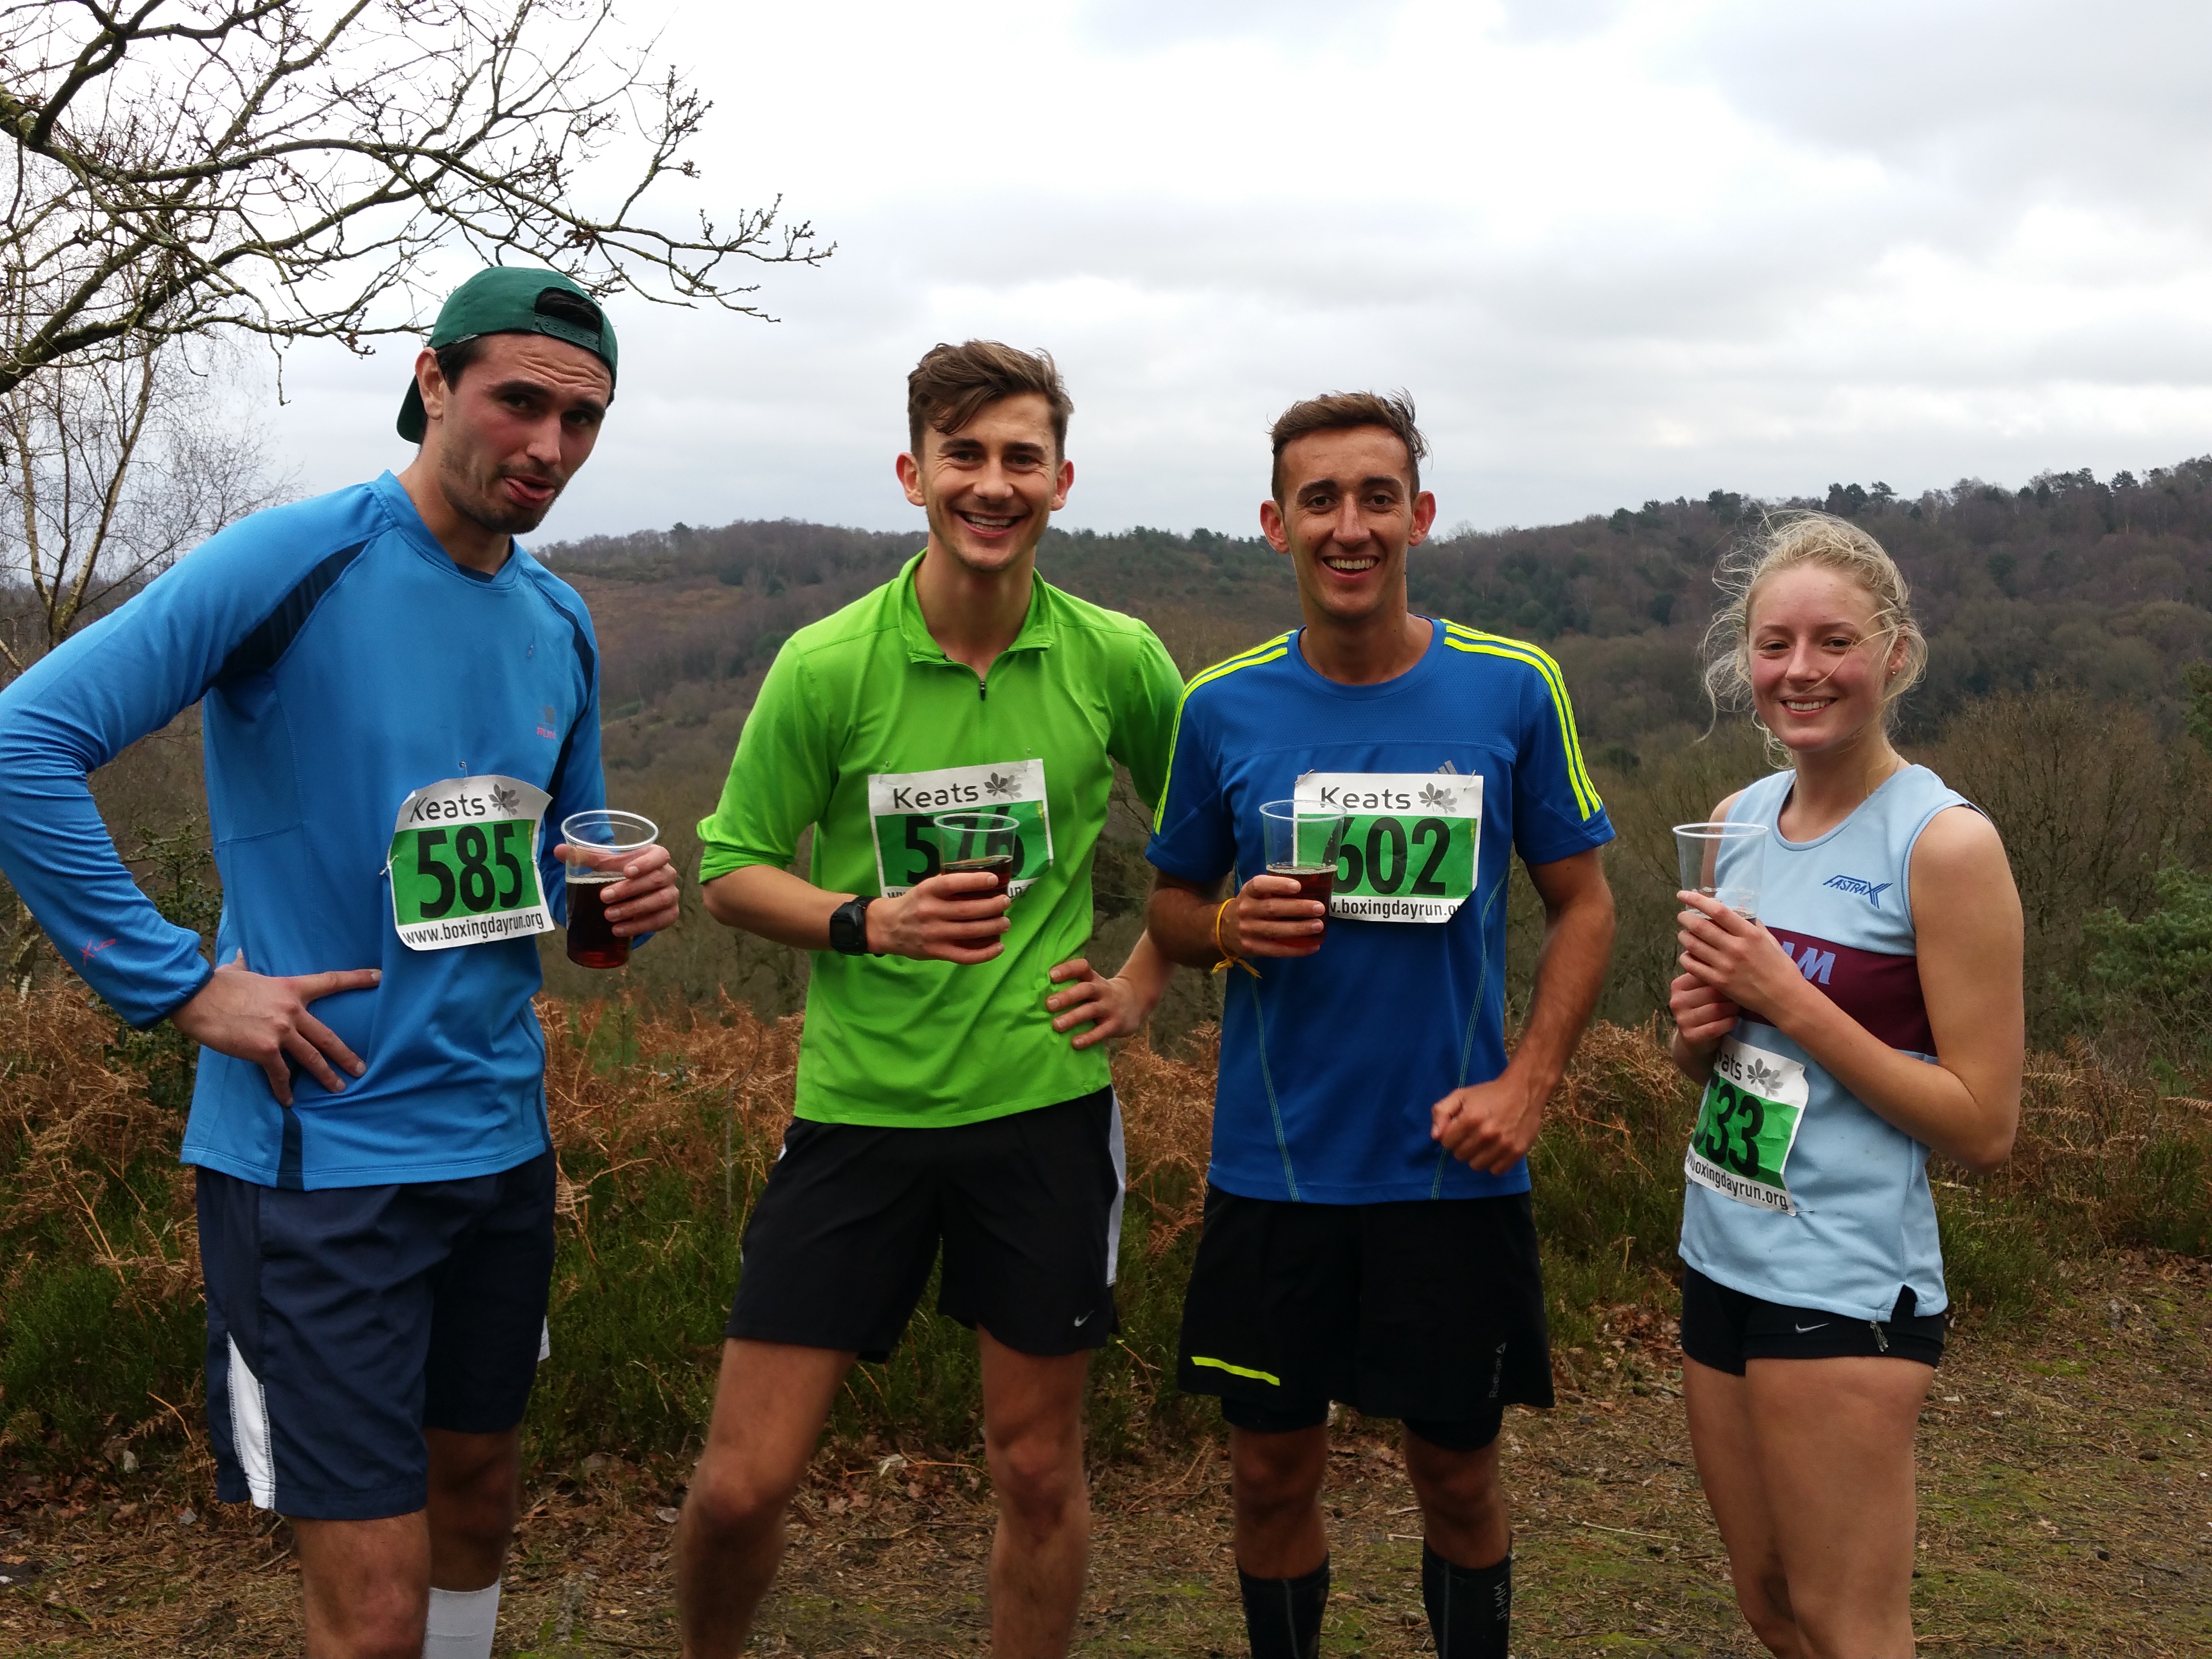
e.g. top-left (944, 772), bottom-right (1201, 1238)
top-left (726, 1087), bottom-right (1123, 1361)
top-left (1679, 1265), bottom-right (1947, 1374)
top-left (1176, 1186), bottom-right (1553, 1451)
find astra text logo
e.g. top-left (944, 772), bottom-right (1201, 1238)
top-left (1822, 874), bottom-right (1892, 908)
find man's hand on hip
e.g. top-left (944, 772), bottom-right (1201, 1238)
top-left (171, 955), bottom-right (382, 1106)
top-left (1430, 1070), bottom-right (1549, 1175)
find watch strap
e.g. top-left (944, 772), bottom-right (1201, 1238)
top-left (830, 894), bottom-right (876, 955)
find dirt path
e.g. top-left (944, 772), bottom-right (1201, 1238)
top-left (4, 1255), bottom-right (2206, 1657)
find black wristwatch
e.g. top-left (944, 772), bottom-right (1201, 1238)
top-left (828, 895), bottom-right (877, 956)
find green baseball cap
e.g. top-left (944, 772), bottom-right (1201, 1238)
top-left (396, 268), bottom-right (619, 442)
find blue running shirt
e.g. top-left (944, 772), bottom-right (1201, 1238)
top-left (0, 473), bottom-right (606, 1189)
top-left (1146, 620), bottom-right (1614, 1204)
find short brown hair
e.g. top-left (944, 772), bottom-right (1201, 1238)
top-left (907, 340), bottom-right (1073, 458)
top-left (1269, 390), bottom-right (1429, 501)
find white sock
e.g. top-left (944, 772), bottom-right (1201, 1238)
top-left (424, 1580), bottom-right (501, 1659)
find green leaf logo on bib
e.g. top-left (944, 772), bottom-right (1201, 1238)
top-left (385, 775), bottom-right (555, 951)
top-left (1294, 772), bottom-right (1481, 924)
top-left (868, 759), bottom-right (1054, 897)
top-left (1685, 1036), bottom-right (1810, 1215)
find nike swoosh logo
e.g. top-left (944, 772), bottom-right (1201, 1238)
top-left (1794, 1321), bottom-right (1828, 1333)
top-left (1073, 1313), bottom-right (1091, 1326)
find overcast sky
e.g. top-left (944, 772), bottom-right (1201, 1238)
top-left (269, 0), bottom-right (2212, 542)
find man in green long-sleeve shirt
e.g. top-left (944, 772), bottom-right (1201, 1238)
top-left (675, 341), bottom-right (1185, 1658)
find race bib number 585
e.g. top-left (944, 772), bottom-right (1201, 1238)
top-left (1685, 1037), bottom-right (1809, 1215)
top-left (385, 775), bottom-right (555, 951)
top-left (1294, 772), bottom-right (1481, 924)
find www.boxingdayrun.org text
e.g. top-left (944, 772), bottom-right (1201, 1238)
top-left (399, 912), bottom-right (548, 945)
top-left (1329, 896), bottom-right (1459, 920)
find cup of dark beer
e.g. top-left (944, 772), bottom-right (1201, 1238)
top-left (1261, 800), bottom-right (1350, 942)
top-left (560, 810), bottom-right (658, 969)
top-left (930, 811), bottom-right (1021, 898)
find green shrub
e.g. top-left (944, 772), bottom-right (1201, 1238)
top-left (0, 1253), bottom-right (202, 1467)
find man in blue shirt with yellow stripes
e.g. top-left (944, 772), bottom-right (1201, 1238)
top-left (1144, 394), bottom-right (1616, 1659)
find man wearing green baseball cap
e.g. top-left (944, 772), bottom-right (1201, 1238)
top-left (0, 265), bottom-right (674, 1659)
top-left (396, 266), bottom-right (619, 441)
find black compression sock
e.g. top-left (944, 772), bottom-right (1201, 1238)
top-left (1238, 1556), bottom-right (1329, 1659)
top-left (1421, 1541), bottom-right (1511, 1659)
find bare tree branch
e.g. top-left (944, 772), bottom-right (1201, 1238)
top-left (0, 0), bottom-right (831, 396)
top-left (0, 329), bottom-right (286, 666)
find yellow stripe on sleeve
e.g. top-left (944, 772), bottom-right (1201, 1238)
top-left (1441, 622), bottom-right (1603, 820)
top-left (1153, 632), bottom-right (1296, 831)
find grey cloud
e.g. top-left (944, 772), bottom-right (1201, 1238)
top-left (1074, 0), bottom-right (1404, 53)
top-left (259, 2), bottom-right (2212, 545)
top-left (1673, 1), bottom-right (2212, 210)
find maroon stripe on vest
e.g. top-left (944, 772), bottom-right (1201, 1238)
top-left (1764, 927), bottom-right (1934, 1054)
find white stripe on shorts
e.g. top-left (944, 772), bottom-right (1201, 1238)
top-left (538, 1317), bottom-right (551, 1364)
top-left (1107, 1092), bottom-right (1127, 1288)
top-left (227, 1335), bottom-right (276, 1510)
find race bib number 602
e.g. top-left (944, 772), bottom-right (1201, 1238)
top-left (1294, 772), bottom-right (1481, 923)
top-left (385, 775), bottom-right (555, 951)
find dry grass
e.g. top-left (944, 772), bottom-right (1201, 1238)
top-left (1104, 1023), bottom-right (1217, 1260)
top-left (3, 984), bottom-right (2208, 1479)
top-left (0, 991), bottom-right (199, 1303)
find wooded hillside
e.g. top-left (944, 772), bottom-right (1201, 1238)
top-left (545, 459), bottom-right (2212, 770)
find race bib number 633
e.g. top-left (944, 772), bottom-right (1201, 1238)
top-left (1685, 1037), bottom-right (1809, 1215)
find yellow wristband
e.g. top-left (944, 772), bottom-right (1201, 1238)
top-left (1211, 895), bottom-right (1260, 979)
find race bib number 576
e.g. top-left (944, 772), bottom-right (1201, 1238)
top-left (1294, 772), bottom-right (1481, 924)
top-left (386, 775), bottom-right (555, 951)
top-left (868, 760), bottom-right (1054, 898)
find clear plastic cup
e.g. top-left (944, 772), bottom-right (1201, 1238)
top-left (561, 810), bottom-right (658, 968)
top-left (930, 811), bottom-right (1022, 898)
top-left (1261, 800), bottom-right (1351, 939)
top-left (1673, 820), bottom-right (1767, 920)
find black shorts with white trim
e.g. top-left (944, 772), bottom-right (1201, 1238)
top-left (726, 1087), bottom-right (1124, 1360)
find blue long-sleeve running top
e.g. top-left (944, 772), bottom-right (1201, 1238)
top-left (0, 472), bottom-right (606, 1189)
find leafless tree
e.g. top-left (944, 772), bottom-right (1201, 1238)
top-left (0, 0), bottom-right (826, 991)
top-left (0, 0), bottom-right (830, 394)
top-left (0, 333), bottom-right (280, 672)
top-left (0, 330), bottom-right (280, 990)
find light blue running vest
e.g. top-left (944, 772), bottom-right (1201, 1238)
top-left (1678, 763), bottom-right (1977, 1321)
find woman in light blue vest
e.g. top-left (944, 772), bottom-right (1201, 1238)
top-left (1667, 513), bottom-right (2024, 1658)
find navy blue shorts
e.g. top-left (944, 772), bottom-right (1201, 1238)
top-left (197, 1149), bottom-right (556, 1521)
